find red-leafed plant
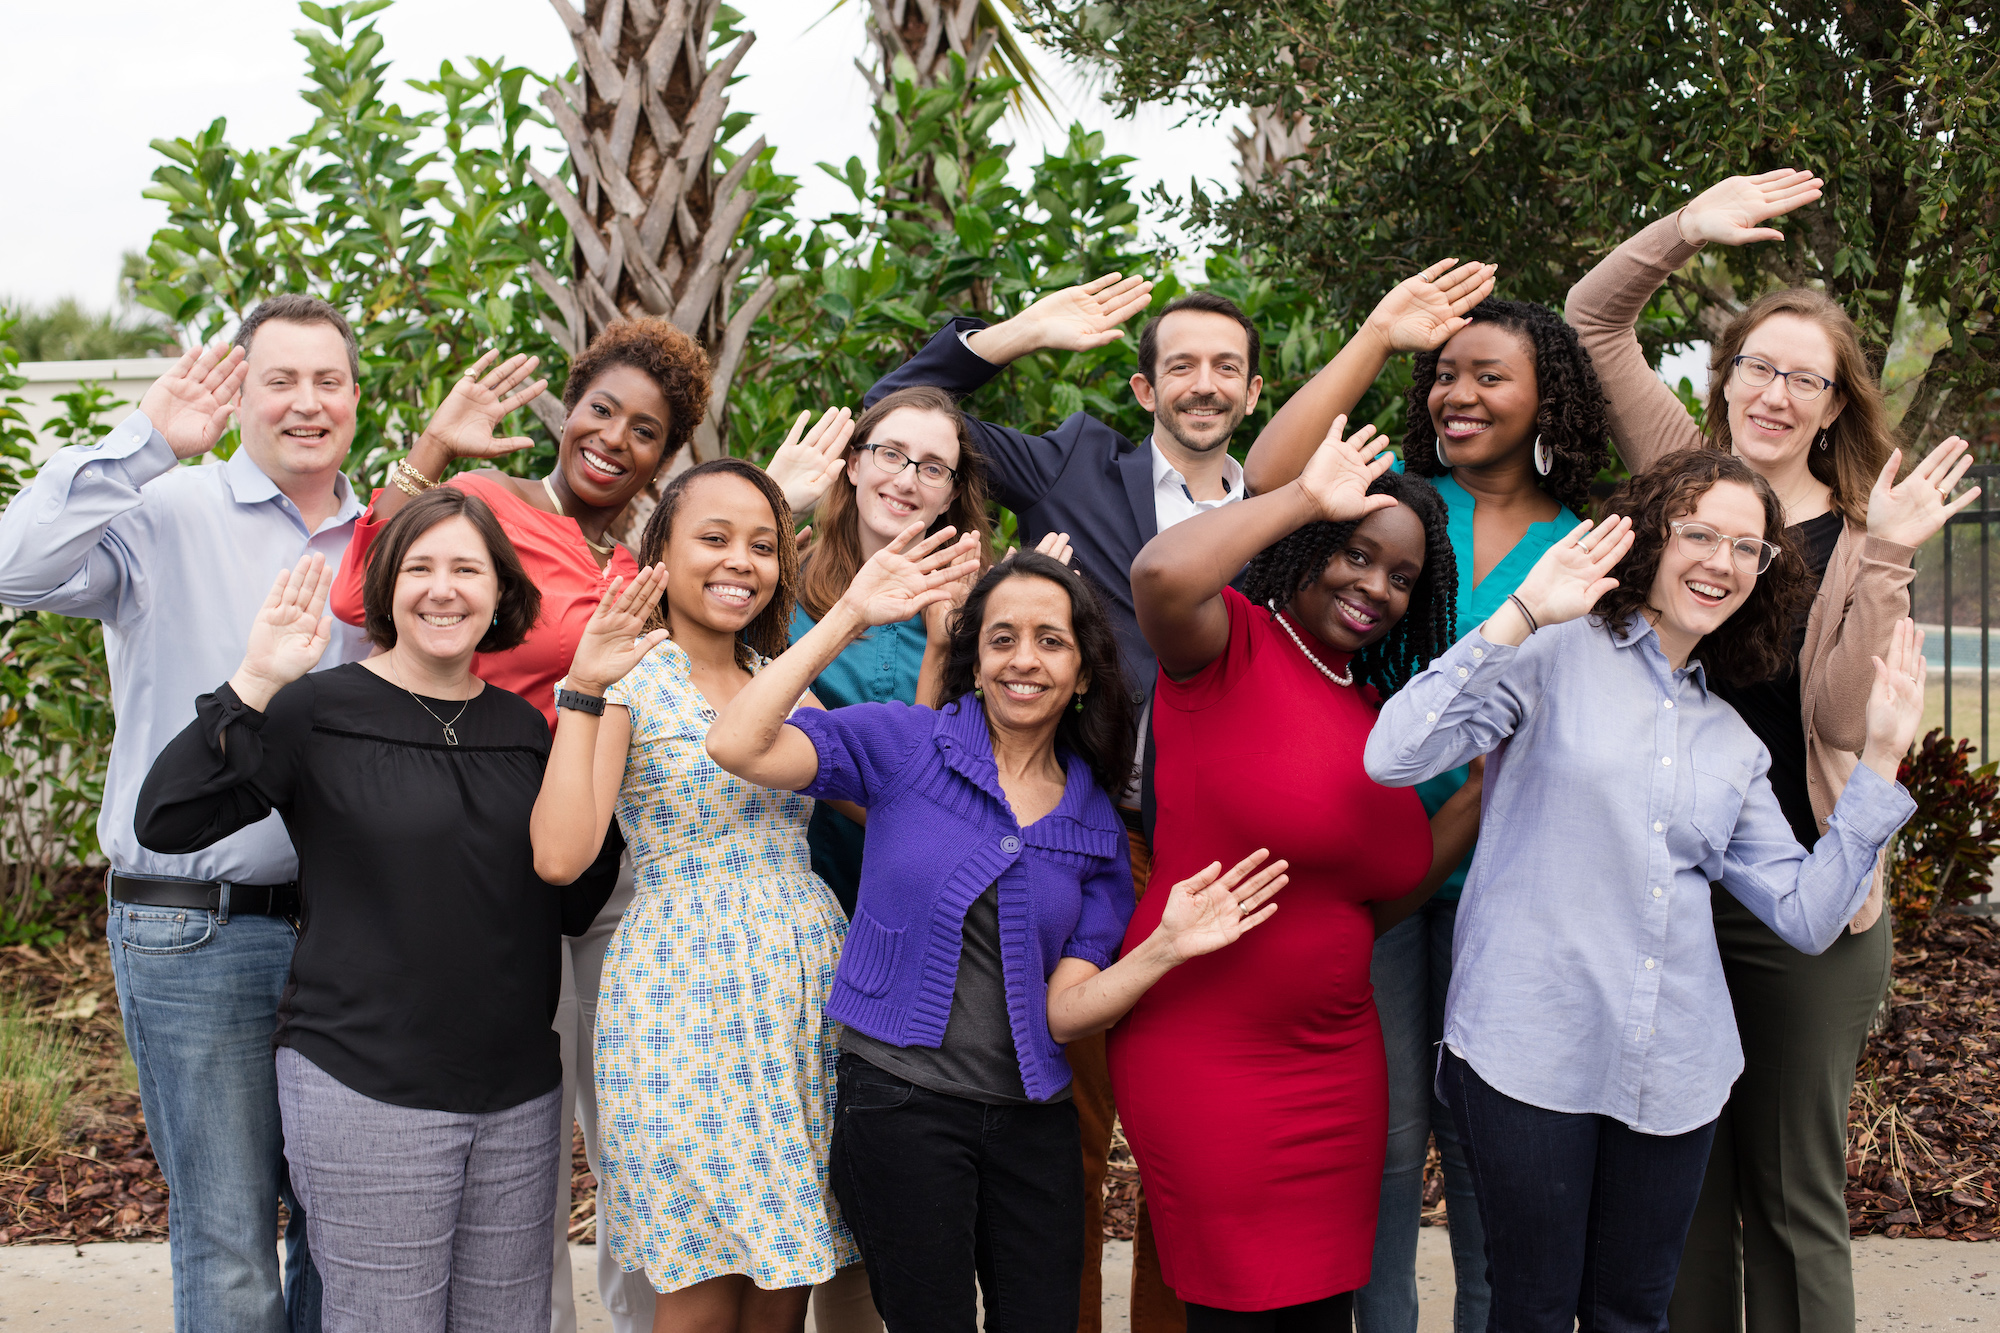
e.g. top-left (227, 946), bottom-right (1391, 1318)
top-left (1889, 729), bottom-right (2000, 936)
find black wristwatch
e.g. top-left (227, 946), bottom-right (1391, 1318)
top-left (556, 688), bottom-right (606, 716)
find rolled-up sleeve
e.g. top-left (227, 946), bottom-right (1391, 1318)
top-left (0, 410), bottom-right (174, 617)
top-left (1061, 836), bottom-right (1135, 971)
top-left (1366, 630), bottom-right (1536, 786)
top-left (1718, 762), bottom-right (1916, 955)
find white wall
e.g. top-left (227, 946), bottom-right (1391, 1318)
top-left (12, 359), bottom-right (169, 464)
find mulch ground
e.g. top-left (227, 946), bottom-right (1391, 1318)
top-left (9, 911), bottom-right (2000, 1247)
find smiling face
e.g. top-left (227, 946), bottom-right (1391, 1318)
top-left (844, 406), bottom-right (961, 554)
top-left (1428, 322), bottom-right (1541, 469)
top-left (237, 319), bottom-right (359, 486)
top-left (1131, 309), bottom-right (1263, 457)
top-left (661, 472), bottom-right (782, 636)
top-left (559, 362), bottom-right (674, 511)
top-left (1287, 505), bottom-right (1427, 654)
top-left (975, 573), bottom-right (1086, 738)
top-left (390, 515), bottom-right (499, 670)
top-left (1646, 479), bottom-right (1770, 661)
top-left (1723, 312), bottom-right (1846, 470)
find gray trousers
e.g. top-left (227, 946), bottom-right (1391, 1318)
top-left (550, 861), bottom-right (657, 1333)
top-left (276, 1045), bottom-right (560, 1333)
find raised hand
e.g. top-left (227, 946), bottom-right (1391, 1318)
top-left (1364, 259), bottom-right (1499, 354)
top-left (1863, 619), bottom-right (1927, 768)
top-left (1509, 515), bottom-right (1636, 627)
top-left (1031, 529), bottom-right (1075, 568)
top-left (765, 407), bottom-right (855, 513)
top-left (1295, 415), bottom-right (1399, 524)
top-left (567, 565), bottom-right (671, 695)
top-left (230, 553), bottom-right (335, 710)
top-left (140, 342), bottom-right (252, 460)
top-left (1009, 273), bottom-right (1156, 353)
top-left (1155, 848), bottom-right (1289, 965)
top-left (414, 350), bottom-right (549, 466)
top-left (840, 523), bottom-right (983, 630)
top-left (1867, 438), bottom-right (1982, 548)
top-left (1678, 169), bottom-right (1825, 247)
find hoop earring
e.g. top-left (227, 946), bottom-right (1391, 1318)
top-left (1815, 427), bottom-right (1831, 452)
top-left (1435, 436), bottom-right (1450, 468)
top-left (1533, 433), bottom-right (1552, 476)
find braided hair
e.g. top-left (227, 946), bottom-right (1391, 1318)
top-left (1401, 298), bottom-right (1609, 517)
top-left (1238, 472), bottom-right (1458, 699)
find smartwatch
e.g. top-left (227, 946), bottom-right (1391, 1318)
top-left (556, 688), bottom-right (606, 716)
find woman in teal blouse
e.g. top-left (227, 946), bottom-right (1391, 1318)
top-left (1243, 262), bottom-right (1610, 1333)
top-left (789, 384), bottom-right (997, 913)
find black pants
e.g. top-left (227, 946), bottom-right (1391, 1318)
top-left (1442, 1049), bottom-right (1716, 1332)
top-left (1185, 1292), bottom-right (1354, 1330)
top-left (829, 1053), bottom-right (1083, 1332)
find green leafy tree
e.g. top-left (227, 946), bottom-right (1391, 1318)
top-left (1028, 0), bottom-right (2000, 447)
top-left (4, 297), bottom-right (177, 363)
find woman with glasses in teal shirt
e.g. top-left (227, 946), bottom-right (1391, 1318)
top-left (1244, 264), bottom-right (1610, 1333)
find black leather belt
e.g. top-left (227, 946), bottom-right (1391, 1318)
top-left (109, 871), bottom-right (300, 920)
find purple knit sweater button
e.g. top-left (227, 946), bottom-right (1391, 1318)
top-left (1001, 836), bottom-right (1020, 853)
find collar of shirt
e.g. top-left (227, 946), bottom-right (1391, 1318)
top-left (221, 445), bottom-right (362, 533)
top-left (1148, 436), bottom-right (1245, 533)
top-left (1610, 611), bottom-right (1711, 701)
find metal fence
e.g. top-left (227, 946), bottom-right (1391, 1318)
top-left (1938, 464), bottom-right (1998, 762)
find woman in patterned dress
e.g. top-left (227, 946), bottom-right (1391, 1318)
top-left (531, 457), bottom-right (855, 1333)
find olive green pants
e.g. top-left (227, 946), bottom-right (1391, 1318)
top-left (1668, 885), bottom-right (1891, 1333)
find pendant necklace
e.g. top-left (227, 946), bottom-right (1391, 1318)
top-left (1273, 609), bottom-right (1354, 687)
top-left (388, 653), bottom-right (472, 746)
top-left (542, 476), bottom-right (618, 559)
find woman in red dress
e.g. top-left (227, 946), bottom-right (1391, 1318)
top-left (1114, 418), bottom-right (1483, 1329)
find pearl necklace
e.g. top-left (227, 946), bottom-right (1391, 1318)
top-left (1272, 608), bottom-right (1354, 687)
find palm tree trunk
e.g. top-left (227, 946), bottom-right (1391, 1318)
top-left (529, 0), bottom-right (778, 524)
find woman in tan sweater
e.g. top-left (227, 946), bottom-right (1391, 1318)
top-left (1566, 168), bottom-right (1980, 1333)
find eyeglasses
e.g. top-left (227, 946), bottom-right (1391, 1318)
top-left (1670, 521), bottom-right (1780, 575)
top-left (1731, 355), bottom-right (1837, 401)
top-left (857, 443), bottom-right (958, 489)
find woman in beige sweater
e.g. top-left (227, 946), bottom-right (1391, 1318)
top-left (1566, 168), bottom-right (1980, 1333)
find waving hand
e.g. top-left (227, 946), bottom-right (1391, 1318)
top-left (1508, 516), bottom-right (1636, 628)
top-left (839, 523), bottom-right (984, 629)
top-left (140, 343), bottom-right (252, 460)
top-left (1678, 170), bottom-right (1825, 247)
top-left (567, 565), bottom-right (672, 695)
top-left (1364, 259), bottom-right (1499, 354)
top-left (229, 553), bottom-right (335, 710)
top-left (416, 350), bottom-right (549, 464)
top-left (1867, 438), bottom-right (1982, 548)
top-left (1295, 415), bottom-right (1399, 523)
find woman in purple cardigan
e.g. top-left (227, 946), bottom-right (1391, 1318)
top-left (707, 524), bottom-right (1290, 1333)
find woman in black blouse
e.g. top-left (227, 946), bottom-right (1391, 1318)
top-left (136, 487), bottom-right (614, 1333)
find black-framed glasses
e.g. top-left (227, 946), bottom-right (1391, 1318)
top-left (1671, 521), bottom-right (1780, 575)
top-left (857, 443), bottom-right (958, 489)
top-left (1731, 355), bottom-right (1837, 401)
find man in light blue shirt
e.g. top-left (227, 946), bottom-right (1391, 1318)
top-left (0, 295), bottom-right (373, 1332)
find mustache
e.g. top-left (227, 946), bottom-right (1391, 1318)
top-left (1172, 395), bottom-right (1231, 413)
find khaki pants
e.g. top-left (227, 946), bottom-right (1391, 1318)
top-left (1072, 829), bottom-right (1185, 1333)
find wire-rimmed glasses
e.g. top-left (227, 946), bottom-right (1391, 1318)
top-left (1731, 355), bottom-right (1837, 401)
top-left (1670, 521), bottom-right (1779, 574)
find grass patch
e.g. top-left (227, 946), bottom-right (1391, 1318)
top-left (0, 988), bottom-right (80, 1166)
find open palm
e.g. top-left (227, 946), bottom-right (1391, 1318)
top-left (1366, 259), bottom-right (1498, 354)
top-left (1864, 619), bottom-right (1927, 759)
top-left (843, 524), bottom-right (983, 629)
top-left (140, 343), bottom-right (251, 460)
top-left (1510, 516), bottom-right (1636, 626)
top-left (1297, 415), bottom-right (1398, 524)
top-left (1867, 438), bottom-right (1981, 548)
top-left (1680, 170), bottom-right (1825, 246)
top-left (765, 406), bottom-right (855, 513)
top-left (419, 350), bottom-right (548, 462)
top-left (1019, 273), bottom-right (1156, 352)
top-left (568, 565), bottom-right (671, 694)
top-left (233, 554), bottom-right (335, 707)
top-left (1157, 849), bottom-right (1289, 964)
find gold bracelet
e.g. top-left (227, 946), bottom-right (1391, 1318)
top-left (389, 458), bottom-right (437, 497)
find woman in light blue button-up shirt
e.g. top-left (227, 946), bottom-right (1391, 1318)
top-left (1366, 448), bottom-right (1925, 1331)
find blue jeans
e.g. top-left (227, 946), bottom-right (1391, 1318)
top-left (1439, 1050), bottom-right (1716, 1333)
top-left (1355, 899), bottom-right (1489, 1333)
top-left (107, 893), bottom-right (319, 1333)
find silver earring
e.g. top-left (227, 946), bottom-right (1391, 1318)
top-left (1815, 428), bottom-right (1831, 452)
top-left (1533, 433), bottom-right (1552, 476)
top-left (1435, 436), bottom-right (1450, 468)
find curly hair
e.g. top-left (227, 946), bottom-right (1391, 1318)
top-left (1704, 288), bottom-right (1896, 527)
top-left (362, 487), bottom-right (541, 653)
top-left (1238, 472), bottom-right (1459, 699)
top-left (1592, 449), bottom-right (1811, 687)
top-left (634, 458), bottom-right (799, 671)
top-left (938, 552), bottom-right (1138, 799)
top-left (563, 317), bottom-right (713, 472)
top-left (1402, 298), bottom-right (1609, 517)
top-left (796, 386), bottom-right (997, 621)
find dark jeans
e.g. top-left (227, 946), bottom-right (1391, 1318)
top-left (829, 1052), bottom-right (1082, 1333)
top-left (1441, 1050), bottom-right (1716, 1333)
top-left (1185, 1293), bottom-right (1354, 1331)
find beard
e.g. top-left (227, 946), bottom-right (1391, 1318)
top-left (1155, 394), bottom-right (1246, 454)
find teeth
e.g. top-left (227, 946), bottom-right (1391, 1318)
top-left (1001, 682), bottom-right (1046, 695)
top-left (1339, 598), bottom-right (1378, 625)
top-left (707, 584), bottom-right (751, 604)
top-left (581, 450), bottom-right (627, 477)
top-left (420, 613), bottom-right (465, 626)
top-left (1688, 582), bottom-right (1727, 598)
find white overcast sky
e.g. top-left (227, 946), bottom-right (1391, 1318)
top-left (0, 0), bottom-right (1242, 314)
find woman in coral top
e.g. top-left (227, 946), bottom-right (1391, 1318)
top-left (1112, 420), bottom-right (1481, 1329)
top-left (327, 320), bottom-right (851, 1333)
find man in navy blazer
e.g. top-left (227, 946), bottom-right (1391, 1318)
top-left (861, 274), bottom-right (1265, 1333)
